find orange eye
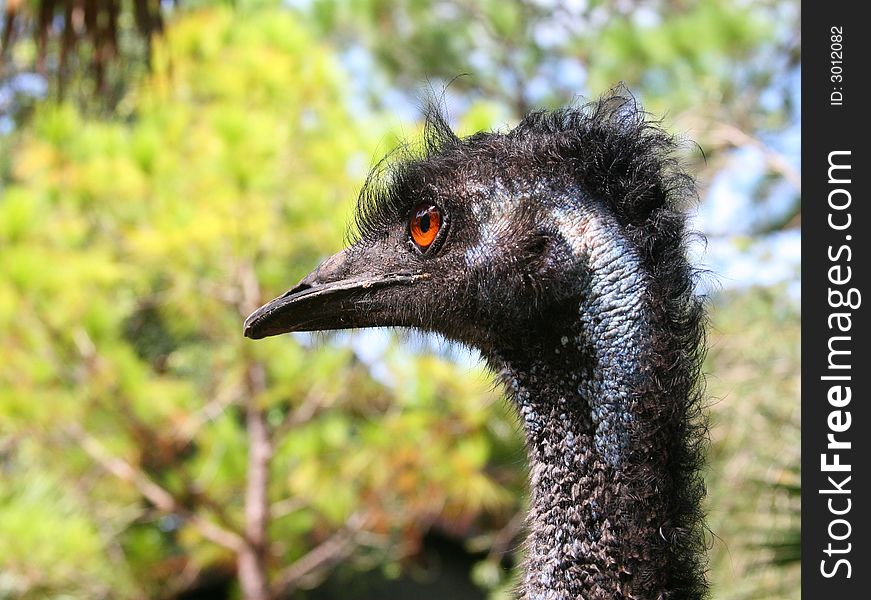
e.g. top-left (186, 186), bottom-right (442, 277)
top-left (410, 204), bottom-right (442, 251)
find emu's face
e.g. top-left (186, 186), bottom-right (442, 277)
top-left (243, 157), bottom-right (581, 352)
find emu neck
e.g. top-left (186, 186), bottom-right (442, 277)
top-left (495, 211), bottom-right (700, 599)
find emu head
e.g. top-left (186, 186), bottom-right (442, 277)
top-left (243, 93), bottom-right (688, 357)
top-left (244, 125), bottom-right (576, 354)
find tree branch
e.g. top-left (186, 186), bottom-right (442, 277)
top-left (272, 389), bottom-right (328, 442)
top-left (69, 424), bottom-right (245, 553)
top-left (239, 361), bottom-right (273, 600)
top-left (179, 377), bottom-right (243, 443)
top-left (689, 117), bottom-right (802, 194)
top-left (487, 509), bottom-right (526, 561)
top-left (271, 513), bottom-right (370, 596)
top-left (236, 259), bottom-right (274, 600)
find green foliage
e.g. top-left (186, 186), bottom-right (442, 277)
top-left (581, 2), bottom-right (773, 111)
top-left (0, 7), bottom-right (522, 597)
top-left (0, 456), bottom-right (136, 597)
top-left (306, 0), bottom-right (785, 114)
top-left (704, 288), bottom-right (801, 599)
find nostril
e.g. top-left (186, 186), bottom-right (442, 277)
top-left (280, 282), bottom-right (312, 298)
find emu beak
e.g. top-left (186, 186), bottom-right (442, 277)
top-left (243, 248), bottom-right (425, 339)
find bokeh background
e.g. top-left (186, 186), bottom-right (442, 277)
top-left (0, 1), bottom-right (800, 598)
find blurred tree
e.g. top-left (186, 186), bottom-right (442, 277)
top-left (0, 7), bottom-right (523, 598)
top-left (704, 288), bottom-right (801, 599)
top-left (1, 0), bottom-right (169, 114)
top-left (305, 0), bottom-right (800, 235)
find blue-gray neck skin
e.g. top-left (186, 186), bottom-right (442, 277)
top-left (490, 207), bottom-right (696, 600)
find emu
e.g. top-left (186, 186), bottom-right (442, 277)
top-left (244, 90), bottom-right (708, 599)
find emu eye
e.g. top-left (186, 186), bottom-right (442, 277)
top-left (409, 204), bottom-right (443, 252)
